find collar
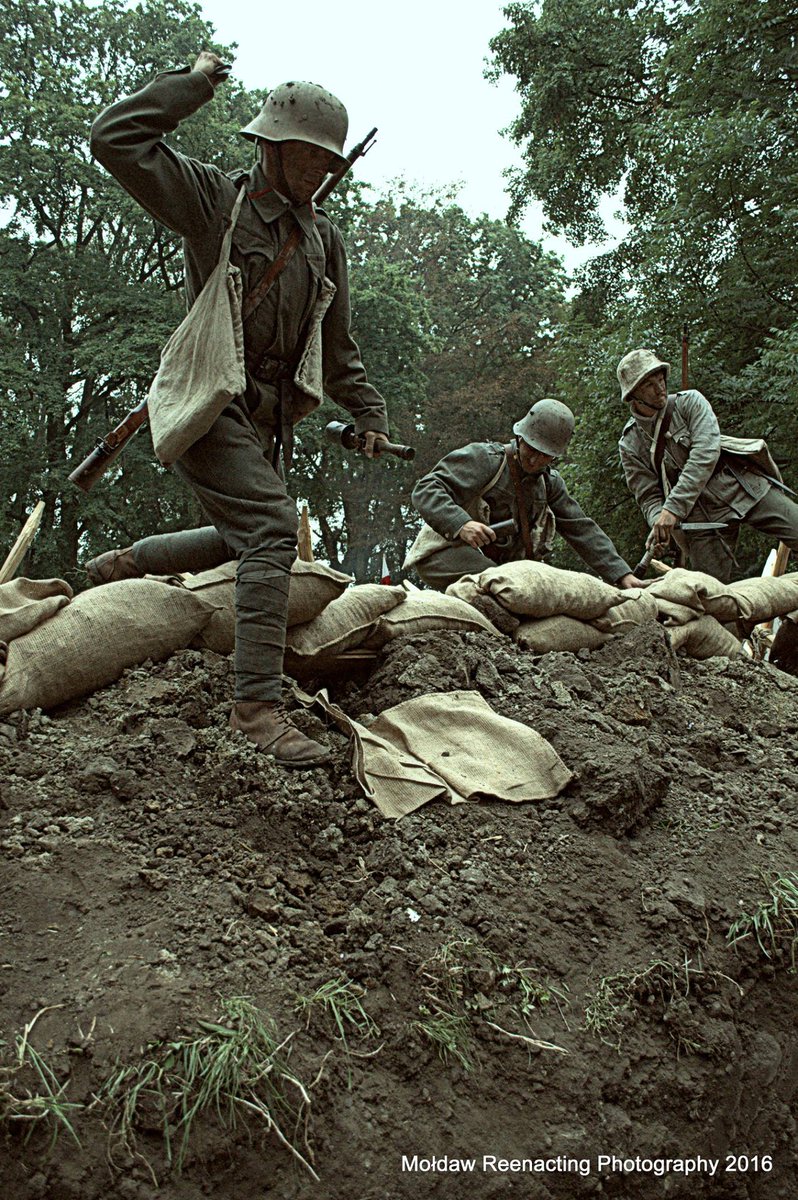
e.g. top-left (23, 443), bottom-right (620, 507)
top-left (245, 163), bottom-right (318, 239)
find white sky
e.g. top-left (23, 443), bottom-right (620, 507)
top-left (197, 0), bottom-right (627, 274)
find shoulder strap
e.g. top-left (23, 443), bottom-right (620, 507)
top-left (651, 396), bottom-right (676, 492)
top-left (242, 221), bottom-right (304, 323)
top-left (505, 448), bottom-right (534, 560)
top-left (218, 186), bottom-right (247, 265)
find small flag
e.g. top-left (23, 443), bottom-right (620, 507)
top-left (380, 553), bottom-right (391, 585)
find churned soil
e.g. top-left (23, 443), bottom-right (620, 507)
top-left (1, 624), bottom-right (797, 1200)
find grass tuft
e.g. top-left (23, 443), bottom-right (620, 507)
top-left (412, 937), bottom-right (568, 1069)
top-left (727, 872), bottom-right (798, 972)
top-left (96, 996), bottom-right (316, 1182)
top-left (0, 1007), bottom-right (83, 1150)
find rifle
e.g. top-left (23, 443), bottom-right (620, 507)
top-left (69, 127), bottom-right (379, 493)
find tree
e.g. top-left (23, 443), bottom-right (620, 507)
top-left (490, 0), bottom-right (798, 576)
top-left (0, 0), bottom-right (258, 579)
top-left (296, 183), bottom-right (565, 580)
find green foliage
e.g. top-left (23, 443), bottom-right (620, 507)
top-left (0, 0), bottom-right (253, 578)
top-left (491, 0), bottom-right (798, 572)
top-left (297, 183), bottom-right (565, 579)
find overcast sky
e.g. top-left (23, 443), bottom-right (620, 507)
top-left (197, 0), bottom-right (626, 274)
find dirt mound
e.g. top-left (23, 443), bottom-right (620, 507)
top-left (1, 626), bottom-right (797, 1199)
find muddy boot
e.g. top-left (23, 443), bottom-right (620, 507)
top-left (469, 592), bottom-right (520, 637)
top-left (230, 701), bottom-right (331, 767)
top-left (85, 546), bottom-right (142, 586)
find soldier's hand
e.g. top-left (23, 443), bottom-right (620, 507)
top-left (193, 50), bottom-right (230, 88)
top-left (362, 432), bottom-right (389, 460)
top-left (458, 521), bottom-right (496, 549)
top-left (650, 508), bottom-right (679, 545)
top-left (618, 573), bottom-right (646, 589)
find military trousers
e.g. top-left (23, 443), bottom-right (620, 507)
top-left (415, 542), bottom-right (505, 591)
top-left (131, 399), bottom-right (297, 701)
top-left (685, 484), bottom-right (798, 582)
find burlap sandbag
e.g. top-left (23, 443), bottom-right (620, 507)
top-left (286, 584), bottom-right (407, 665)
top-left (515, 615), bottom-right (610, 654)
top-left (667, 615), bottom-right (742, 659)
top-left (0, 578), bottom-right (73, 642)
top-left (725, 573), bottom-right (798, 623)
top-left (185, 559), bottom-right (354, 653)
top-left (457, 560), bottom-right (624, 620)
top-left (0, 579), bottom-right (214, 716)
top-left (646, 569), bottom-right (739, 624)
top-left (363, 590), bottom-right (499, 648)
top-left (590, 589), bottom-right (659, 633)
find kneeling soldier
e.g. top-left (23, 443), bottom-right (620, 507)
top-left (405, 400), bottom-right (642, 596)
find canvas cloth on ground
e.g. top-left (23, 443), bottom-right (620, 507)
top-left (296, 687), bottom-right (573, 819)
top-left (147, 187), bottom-right (246, 466)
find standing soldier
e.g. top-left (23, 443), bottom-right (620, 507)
top-left (87, 53), bottom-right (390, 767)
top-left (405, 400), bottom-right (642, 615)
top-left (617, 349), bottom-right (798, 580)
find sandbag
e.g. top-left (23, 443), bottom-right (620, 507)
top-left (725, 573), bottom-right (798, 623)
top-left (286, 584), bottom-right (407, 666)
top-left (185, 559), bottom-right (354, 654)
top-left (0, 578), bottom-right (73, 642)
top-left (457, 560), bottom-right (624, 621)
top-left (0, 579), bottom-right (214, 716)
top-left (590, 589), bottom-right (659, 633)
top-left (646, 569), bottom-right (739, 624)
top-left (515, 615), bottom-right (610, 654)
top-left (667, 615), bottom-right (742, 659)
top-left (363, 589), bottom-right (499, 648)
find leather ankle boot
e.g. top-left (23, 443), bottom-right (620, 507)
top-left (230, 700), bottom-right (331, 767)
top-left (85, 546), bottom-right (142, 586)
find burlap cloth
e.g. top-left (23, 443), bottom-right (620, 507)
top-left (296, 687), bottom-right (573, 819)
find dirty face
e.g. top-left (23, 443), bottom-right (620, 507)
top-left (260, 139), bottom-right (336, 205)
top-left (517, 440), bottom-right (555, 475)
top-left (631, 369), bottom-right (668, 416)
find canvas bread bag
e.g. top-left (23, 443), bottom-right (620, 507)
top-left (147, 187), bottom-right (247, 466)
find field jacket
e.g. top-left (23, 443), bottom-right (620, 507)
top-left (407, 441), bottom-right (631, 584)
top-left (619, 389), bottom-right (771, 526)
top-left (90, 67), bottom-right (388, 439)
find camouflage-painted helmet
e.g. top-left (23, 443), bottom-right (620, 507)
top-left (513, 399), bottom-right (575, 457)
top-left (617, 349), bottom-right (670, 403)
top-left (240, 81), bottom-right (348, 167)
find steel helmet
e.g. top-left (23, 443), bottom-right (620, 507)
top-left (617, 349), bottom-right (670, 403)
top-left (513, 399), bottom-right (575, 457)
top-left (240, 81), bottom-right (348, 168)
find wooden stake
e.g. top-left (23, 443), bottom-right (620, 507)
top-left (0, 501), bottom-right (45, 585)
top-left (297, 504), bottom-right (314, 562)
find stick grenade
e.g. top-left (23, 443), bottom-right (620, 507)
top-left (489, 519), bottom-right (517, 537)
top-left (324, 421), bottom-right (415, 461)
top-left (0, 500), bottom-right (45, 584)
top-left (681, 324), bottom-right (689, 390)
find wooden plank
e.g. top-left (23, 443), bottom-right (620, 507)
top-left (0, 501), bottom-right (45, 585)
top-left (297, 504), bottom-right (314, 562)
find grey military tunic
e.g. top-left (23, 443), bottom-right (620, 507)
top-left (410, 441), bottom-right (631, 590)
